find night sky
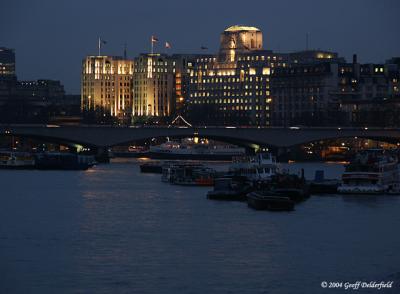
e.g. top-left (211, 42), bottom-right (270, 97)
top-left (1, 0), bottom-right (399, 94)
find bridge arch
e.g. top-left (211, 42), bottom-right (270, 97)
top-left (1, 125), bottom-right (400, 150)
top-left (286, 135), bottom-right (400, 148)
top-left (109, 134), bottom-right (276, 150)
top-left (1, 133), bottom-right (97, 149)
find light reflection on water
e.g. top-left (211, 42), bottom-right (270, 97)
top-left (0, 160), bottom-right (399, 294)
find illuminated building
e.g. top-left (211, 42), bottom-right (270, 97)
top-left (271, 55), bottom-right (400, 126)
top-left (132, 53), bottom-right (174, 118)
top-left (187, 25), bottom-right (287, 126)
top-left (287, 50), bottom-right (344, 64)
top-left (81, 55), bottom-right (133, 123)
top-left (271, 63), bottom-right (340, 126)
top-left (219, 25), bottom-right (263, 62)
top-left (186, 26), bottom-right (348, 126)
top-left (0, 47), bottom-right (77, 123)
top-left (0, 47), bottom-right (17, 109)
top-left (0, 79), bottom-right (66, 123)
top-left (271, 50), bottom-right (345, 127)
top-left (337, 56), bottom-right (400, 126)
top-left (17, 79), bottom-right (65, 102)
top-left (170, 54), bottom-right (204, 117)
top-left (0, 47), bottom-right (16, 78)
top-left (131, 53), bottom-right (200, 120)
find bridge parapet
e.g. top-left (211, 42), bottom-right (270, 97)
top-left (1, 125), bottom-right (400, 148)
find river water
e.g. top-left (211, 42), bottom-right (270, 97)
top-left (1, 160), bottom-right (399, 294)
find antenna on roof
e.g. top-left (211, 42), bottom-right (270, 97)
top-left (124, 42), bottom-right (127, 59)
top-left (306, 32), bottom-right (310, 51)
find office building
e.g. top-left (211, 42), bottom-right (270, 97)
top-left (0, 79), bottom-right (66, 123)
top-left (186, 25), bottom-right (288, 126)
top-left (287, 50), bottom-right (344, 64)
top-left (271, 54), bottom-right (400, 126)
top-left (132, 53), bottom-right (174, 118)
top-left (81, 55), bottom-right (134, 123)
top-left (0, 47), bottom-right (17, 108)
top-left (337, 57), bottom-right (400, 126)
top-left (0, 47), bottom-right (16, 78)
top-left (271, 62), bottom-right (340, 126)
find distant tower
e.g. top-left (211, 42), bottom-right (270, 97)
top-left (219, 25), bottom-right (263, 62)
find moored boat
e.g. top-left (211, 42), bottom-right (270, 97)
top-left (0, 151), bottom-right (35, 169)
top-left (247, 191), bottom-right (295, 211)
top-left (308, 170), bottom-right (339, 194)
top-left (34, 152), bottom-right (96, 170)
top-left (207, 176), bottom-right (253, 201)
top-left (162, 162), bottom-right (216, 186)
top-left (229, 152), bottom-right (278, 182)
top-left (112, 145), bottom-right (148, 158)
top-left (338, 149), bottom-right (399, 194)
top-left (267, 171), bottom-right (309, 202)
top-left (148, 139), bottom-right (246, 161)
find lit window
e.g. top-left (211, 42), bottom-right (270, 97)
top-left (262, 68), bottom-right (270, 75)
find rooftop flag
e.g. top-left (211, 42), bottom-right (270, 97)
top-left (98, 37), bottom-right (107, 56)
top-left (151, 35), bottom-right (159, 43)
top-left (151, 35), bottom-right (158, 54)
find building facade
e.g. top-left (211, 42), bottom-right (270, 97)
top-left (0, 47), bottom-right (16, 78)
top-left (186, 25), bottom-right (288, 126)
top-left (271, 62), bottom-right (340, 126)
top-left (132, 53), bottom-right (174, 119)
top-left (169, 54), bottom-right (200, 117)
top-left (287, 50), bottom-right (344, 64)
top-left (337, 57), bottom-right (400, 126)
top-left (0, 79), bottom-right (67, 123)
top-left (271, 55), bottom-right (400, 126)
top-left (81, 56), bottom-right (134, 123)
top-left (0, 47), bottom-right (17, 109)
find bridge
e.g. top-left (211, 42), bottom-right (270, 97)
top-left (1, 125), bottom-right (400, 150)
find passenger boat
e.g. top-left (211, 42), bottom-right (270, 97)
top-left (207, 176), bottom-right (253, 201)
top-left (112, 145), bottom-right (148, 158)
top-left (247, 191), bottom-right (295, 211)
top-left (162, 162), bottom-right (201, 183)
top-left (147, 139), bottom-right (246, 161)
top-left (161, 162), bottom-right (216, 186)
top-left (338, 149), bottom-right (400, 194)
top-left (0, 151), bottom-right (35, 169)
top-left (34, 152), bottom-right (96, 170)
top-left (229, 153), bottom-right (278, 181)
